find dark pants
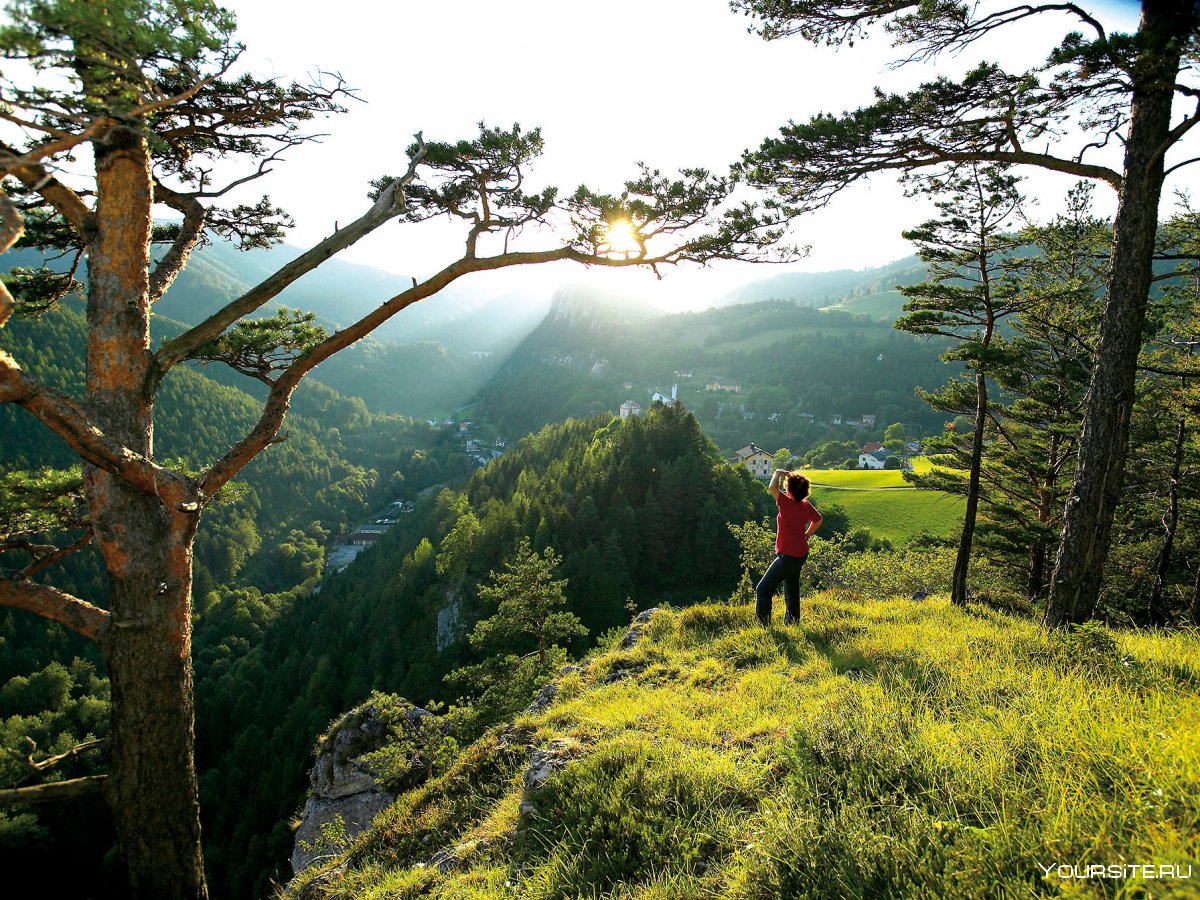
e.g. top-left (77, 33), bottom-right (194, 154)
top-left (755, 553), bottom-right (807, 626)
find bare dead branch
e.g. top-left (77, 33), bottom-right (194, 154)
top-left (19, 529), bottom-right (94, 579)
top-left (0, 117), bottom-right (110, 167)
top-left (5, 737), bottom-right (105, 783)
top-left (0, 143), bottom-right (91, 234)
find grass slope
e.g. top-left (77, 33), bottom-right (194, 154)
top-left (291, 595), bottom-right (1200, 900)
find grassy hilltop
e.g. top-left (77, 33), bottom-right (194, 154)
top-left (289, 593), bottom-right (1200, 899)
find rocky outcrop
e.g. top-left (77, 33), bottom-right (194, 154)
top-left (291, 698), bottom-right (434, 876)
top-left (437, 589), bottom-right (465, 651)
top-left (620, 607), bottom-right (659, 650)
top-left (516, 738), bottom-right (586, 831)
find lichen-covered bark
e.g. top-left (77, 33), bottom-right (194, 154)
top-left (86, 124), bottom-right (208, 899)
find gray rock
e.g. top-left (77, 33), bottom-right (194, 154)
top-left (437, 589), bottom-right (466, 651)
top-left (291, 698), bottom-right (434, 876)
top-left (292, 862), bottom-right (346, 900)
top-left (526, 682), bottom-right (558, 714)
top-left (429, 838), bottom-right (487, 873)
top-left (522, 738), bottom-right (579, 795)
top-left (429, 847), bottom-right (461, 873)
top-left (291, 792), bottom-right (393, 874)
top-left (601, 666), bottom-right (640, 685)
top-left (618, 606), bottom-right (659, 650)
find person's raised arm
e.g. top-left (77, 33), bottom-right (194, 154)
top-left (769, 468), bottom-right (785, 500)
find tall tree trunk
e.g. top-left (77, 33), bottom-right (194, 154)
top-left (1045, 0), bottom-right (1193, 627)
top-left (1028, 433), bottom-right (1062, 601)
top-left (1148, 416), bottom-right (1186, 624)
top-left (86, 124), bottom-right (208, 899)
top-left (951, 372), bottom-right (988, 605)
top-left (1028, 541), bottom-right (1047, 602)
top-left (1190, 562), bottom-right (1200, 625)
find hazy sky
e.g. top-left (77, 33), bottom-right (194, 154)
top-left (217, 0), bottom-right (1156, 308)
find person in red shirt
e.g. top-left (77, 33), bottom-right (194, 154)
top-left (756, 468), bottom-right (822, 626)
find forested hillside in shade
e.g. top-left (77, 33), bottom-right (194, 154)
top-left (5, 239), bottom-right (491, 344)
top-left (477, 295), bottom-right (950, 452)
top-left (0, 300), bottom-right (473, 598)
top-left (191, 404), bottom-right (770, 899)
top-left (4, 242), bottom-right (548, 419)
top-left (0, 302), bottom-right (476, 898)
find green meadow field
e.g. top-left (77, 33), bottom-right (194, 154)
top-left (806, 460), bottom-right (964, 545)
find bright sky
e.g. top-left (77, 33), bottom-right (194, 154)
top-left (218, 0), bottom-right (1155, 309)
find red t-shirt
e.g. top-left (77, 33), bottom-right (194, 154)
top-left (776, 492), bottom-right (821, 557)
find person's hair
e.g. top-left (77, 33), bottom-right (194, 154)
top-left (784, 470), bottom-right (810, 501)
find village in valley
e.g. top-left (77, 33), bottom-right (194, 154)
top-left (324, 417), bottom-right (508, 573)
top-left (617, 369), bottom-right (924, 481)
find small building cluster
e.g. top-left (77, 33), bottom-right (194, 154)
top-left (455, 418), bottom-right (506, 467)
top-left (857, 441), bottom-right (892, 469)
top-left (617, 384), bottom-right (679, 419)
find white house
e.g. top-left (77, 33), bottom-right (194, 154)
top-left (858, 449), bottom-right (892, 469)
top-left (619, 399), bottom-right (642, 419)
top-left (736, 443), bottom-right (774, 480)
top-left (649, 384), bottom-right (678, 404)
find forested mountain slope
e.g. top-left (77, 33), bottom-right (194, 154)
top-left (478, 293), bottom-right (951, 452)
top-left (190, 404), bottom-right (771, 898)
top-left (0, 301), bottom-right (472, 898)
top-left (720, 253), bottom-right (929, 319)
top-left (4, 241), bottom-right (547, 418)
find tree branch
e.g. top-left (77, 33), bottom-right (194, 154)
top-left (195, 239), bottom-right (710, 498)
top-left (149, 181), bottom-right (207, 303)
top-left (1, 529), bottom-right (93, 580)
top-left (153, 134), bottom-right (428, 379)
top-left (0, 143), bottom-right (91, 234)
top-left (0, 775), bottom-right (107, 806)
top-left (0, 117), bottom-right (110, 167)
top-left (0, 187), bottom-right (24, 330)
top-left (0, 579), bottom-right (109, 642)
top-left (0, 357), bottom-right (193, 503)
top-left (5, 737), bottom-right (105, 785)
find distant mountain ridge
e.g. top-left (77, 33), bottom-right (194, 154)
top-left (3, 238), bottom-right (533, 346)
top-left (719, 254), bottom-right (928, 320)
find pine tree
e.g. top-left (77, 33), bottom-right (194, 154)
top-left (896, 164), bottom-right (1024, 605)
top-left (975, 183), bottom-right (1108, 601)
top-left (736, 0), bottom-right (1200, 625)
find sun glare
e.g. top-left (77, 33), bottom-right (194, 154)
top-left (603, 219), bottom-right (642, 256)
